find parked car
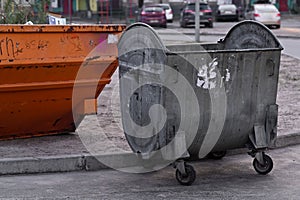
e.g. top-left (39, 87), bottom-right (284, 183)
top-left (180, 2), bottom-right (213, 28)
top-left (155, 3), bottom-right (173, 23)
top-left (245, 4), bottom-right (281, 29)
top-left (215, 4), bottom-right (239, 22)
top-left (140, 6), bottom-right (167, 28)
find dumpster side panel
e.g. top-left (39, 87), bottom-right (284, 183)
top-left (172, 49), bottom-right (281, 154)
top-left (0, 25), bottom-right (125, 139)
top-left (211, 50), bottom-right (281, 151)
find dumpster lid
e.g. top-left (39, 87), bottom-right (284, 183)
top-left (221, 21), bottom-right (283, 50)
top-left (118, 22), bottom-right (167, 57)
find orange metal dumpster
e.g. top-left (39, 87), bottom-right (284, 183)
top-left (0, 24), bottom-right (125, 139)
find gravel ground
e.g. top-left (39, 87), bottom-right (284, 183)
top-left (277, 54), bottom-right (300, 134)
top-left (0, 53), bottom-right (298, 158)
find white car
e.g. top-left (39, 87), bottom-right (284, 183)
top-left (245, 4), bottom-right (281, 29)
top-left (156, 3), bottom-right (173, 23)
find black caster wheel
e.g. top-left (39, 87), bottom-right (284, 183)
top-left (253, 154), bottom-right (273, 175)
top-left (208, 151), bottom-right (227, 160)
top-left (175, 164), bottom-right (196, 186)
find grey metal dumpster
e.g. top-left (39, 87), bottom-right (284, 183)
top-left (118, 21), bottom-right (283, 185)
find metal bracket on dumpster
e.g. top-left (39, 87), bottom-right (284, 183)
top-left (249, 124), bottom-right (268, 150)
top-left (84, 99), bottom-right (97, 115)
top-left (266, 104), bottom-right (278, 147)
top-left (255, 152), bottom-right (265, 165)
top-left (249, 104), bottom-right (279, 150)
top-left (173, 160), bottom-right (187, 176)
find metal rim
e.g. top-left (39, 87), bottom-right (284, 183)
top-left (253, 154), bottom-right (273, 175)
top-left (222, 20), bottom-right (283, 50)
top-left (175, 164), bottom-right (196, 186)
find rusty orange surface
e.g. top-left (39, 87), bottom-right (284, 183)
top-left (0, 24), bottom-right (125, 139)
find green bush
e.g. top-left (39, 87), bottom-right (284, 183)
top-left (0, 0), bottom-right (50, 24)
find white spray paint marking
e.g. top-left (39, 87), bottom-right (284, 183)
top-left (225, 68), bottom-right (230, 82)
top-left (197, 58), bottom-right (218, 89)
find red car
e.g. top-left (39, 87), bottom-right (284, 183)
top-left (140, 6), bottom-right (167, 28)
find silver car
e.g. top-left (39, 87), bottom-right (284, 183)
top-left (245, 4), bottom-right (281, 29)
top-left (216, 4), bottom-right (239, 22)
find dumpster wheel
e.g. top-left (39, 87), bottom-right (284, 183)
top-left (175, 163), bottom-right (196, 186)
top-left (253, 154), bottom-right (273, 175)
top-left (208, 151), bottom-right (227, 160)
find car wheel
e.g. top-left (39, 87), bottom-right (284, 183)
top-left (180, 21), bottom-right (186, 28)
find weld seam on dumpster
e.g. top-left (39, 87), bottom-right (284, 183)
top-left (0, 79), bottom-right (112, 92)
top-left (167, 48), bottom-right (283, 55)
top-left (0, 25), bottom-right (126, 33)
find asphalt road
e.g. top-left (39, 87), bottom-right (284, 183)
top-left (0, 145), bottom-right (299, 199)
top-left (157, 21), bottom-right (300, 60)
top-left (182, 34), bottom-right (300, 60)
top-left (279, 38), bottom-right (300, 59)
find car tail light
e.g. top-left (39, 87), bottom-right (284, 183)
top-left (254, 13), bottom-right (260, 17)
top-left (185, 9), bottom-right (194, 13)
top-left (141, 11), bottom-right (146, 16)
top-left (277, 13), bottom-right (281, 17)
top-left (170, 10), bottom-right (173, 14)
top-left (203, 10), bottom-right (211, 13)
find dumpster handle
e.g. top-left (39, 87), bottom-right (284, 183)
top-left (266, 59), bottom-right (275, 77)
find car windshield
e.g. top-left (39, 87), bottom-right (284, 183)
top-left (255, 5), bottom-right (278, 12)
top-left (186, 3), bottom-right (210, 11)
top-left (219, 4), bottom-right (236, 10)
top-left (157, 4), bottom-right (170, 10)
top-left (144, 7), bottom-right (163, 12)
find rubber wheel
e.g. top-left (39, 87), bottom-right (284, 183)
top-left (175, 164), bottom-right (196, 186)
top-left (180, 21), bottom-right (186, 28)
top-left (253, 154), bottom-right (273, 175)
top-left (207, 22), bottom-right (213, 28)
top-left (208, 151), bottom-right (227, 160)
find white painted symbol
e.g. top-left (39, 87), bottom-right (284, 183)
top-left (197, 58), bottom-right (218, 89)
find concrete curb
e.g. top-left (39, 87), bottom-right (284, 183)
top-left (0, 132), bottom-right (299, 175)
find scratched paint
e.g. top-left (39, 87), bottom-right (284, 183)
top-left (0, 37), bottom-right (22, 58)
top-left (0, 38), bottom-right (52, 59)
top-left (25, 40), bottom-right (50, 51)
top-left (60, 35), bottom-right (83, 52)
